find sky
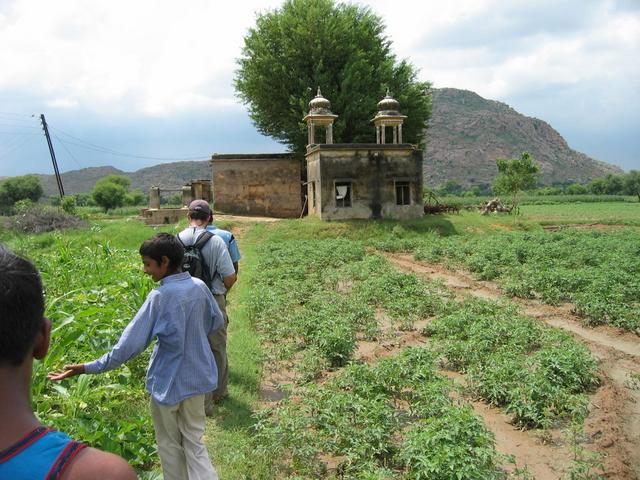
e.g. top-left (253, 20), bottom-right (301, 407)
top-left (0, 0), bottom-right (638, 177)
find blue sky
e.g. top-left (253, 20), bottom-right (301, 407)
top-left (0, 0), bottom-right (638, 177)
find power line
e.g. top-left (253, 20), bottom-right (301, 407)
top-left (49, 125), bottom-right (211, 162)
top-left (51, 133), bottom-right (84, 170)
top-left (0, 135), bottom-right (34, 162)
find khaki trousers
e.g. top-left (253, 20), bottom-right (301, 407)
top-left (150, 395), bottom-right (218, 480)
top-left (205, 294), bottom-right (228, 412)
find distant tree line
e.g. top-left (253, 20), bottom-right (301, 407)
top-left (0, 174), bottom-right (148, 215)
top-left (434, 170), bottom-right (640, 200)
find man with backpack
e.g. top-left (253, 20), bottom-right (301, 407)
top-left (177, 200), bottom-right (237, 415)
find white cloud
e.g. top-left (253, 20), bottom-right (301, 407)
top-left (0, 0), bottom-right (282, 115)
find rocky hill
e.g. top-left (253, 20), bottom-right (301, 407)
top-left (424, 88), bottom-right (622, 188)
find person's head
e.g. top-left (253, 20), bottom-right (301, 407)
top-left (187, 199), bottom-right (213, 224)
top-left (0, 246), bottom-right (50, 368)
top-left (139, 233), bottom-right (184, 281)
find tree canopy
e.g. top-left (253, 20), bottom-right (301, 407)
top-left (493, 152), bottom-right (540, 212)
top-left (234, 0), bottom-right (432, 154)
top-left (92, 175), bottom-right (130, 212)
top-left (0, 174), bottom-right (43, 208)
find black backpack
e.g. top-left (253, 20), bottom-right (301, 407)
top-left (177, 231), bottom-right (214, 286)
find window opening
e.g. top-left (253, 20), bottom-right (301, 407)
top-left (335, 182), bottom-right (352, 207)
top-left (395, 181), bottom-right (410, 205)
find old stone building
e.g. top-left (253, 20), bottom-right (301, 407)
top-left (304, 89), bottom-right (423, 220)
top-left (211, 153), bottom-right (302, 218)
top-left (210, 88), bottom-right (423, 220)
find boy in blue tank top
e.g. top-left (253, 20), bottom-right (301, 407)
top-left (0, 246), bottom-right (135, 480)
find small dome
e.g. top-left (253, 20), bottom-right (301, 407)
top-left (308, 87), bottom-right (333, 114)
top-left (377, 89), bottom-right (401, 114)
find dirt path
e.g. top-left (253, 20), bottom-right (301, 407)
top-left (386, 252), bottom-right (640, 479)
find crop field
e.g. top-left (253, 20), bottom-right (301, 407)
top-left (2, 202), bottom-right (639, 479)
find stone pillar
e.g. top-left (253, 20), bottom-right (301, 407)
top-left (181, 186), bottom-right (192, 206)
top-left (192, 181), bottom-right (203, 200)
top-left (308, 121), bottom-right (315, 145)
top-left (327, 124), bottom-right (333, 144)
top-left (398, 124), bottom-right (403, 144)
top-left (376, 126), bottom-right (380, 144)
top-left (149, 186), bottom-right (160, 209)
top-left (381, 124), bottom-right (386, 144)
top-left (392, 126), bottom-right (397, 144)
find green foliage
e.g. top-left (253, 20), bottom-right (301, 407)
top-left (400, 406), bottom-right (502, 480)
top-left (0, 174), bottom-right (44, 209)
top-left (92, 175), bottom-right (130, 212)
top-left (412, 229), bottom-right (640, 332)
top-left (424, 299), bottom-right (598, 428)
top-left (253, 348), bottom-right (504, 478)
top-left (234, 0), bottom-right (431, 153)
top-left (16, 235), bottom-right (158, 468)
top-left (624, 170), bottom-right (640, 200)
top-left (493, 152), bottom-right (541, 212)
top-left (125, 189), bottom-right (146, 206)
top-left (61, 195), bottom-right (77, 215)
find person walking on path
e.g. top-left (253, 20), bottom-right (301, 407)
top-left (49, 233), bottom-right (224, 480)
top-left (178, 200), bottom-right (237, 415)
top-left (0, 245), bottom-right (136, 480)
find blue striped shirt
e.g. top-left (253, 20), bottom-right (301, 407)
top-left (84, 272), bottom-right (224, 406)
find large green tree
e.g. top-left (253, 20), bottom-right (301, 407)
top-left (92, 175), bottom-right (130, 212)
top-left (235, 0), bottom-right (432, 154)
top-left (0, 174), bottom-right (43, 208)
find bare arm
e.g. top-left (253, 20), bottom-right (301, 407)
top-left (223, 272), bottom-right (237, 291)
top-left (62, 447), bottom-right (137, 480)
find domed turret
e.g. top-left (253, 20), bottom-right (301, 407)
top-left (308, 87), bottom-right (333, 115)
top-left (377, 89), bottom-right (401, 114)
top-left (303, 86), bottom-right (338, 147)
top-left (372, 89), bottom-right (407, 145)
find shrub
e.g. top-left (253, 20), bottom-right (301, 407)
top-left (5, 206), bottom-right (87, 233)
top-left (61, 196), bottom-right (77, 215)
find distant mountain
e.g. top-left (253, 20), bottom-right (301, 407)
top-left (424, 88), bottom-right (622, 188)
top-left (37, 162), bottom-right (210, 197)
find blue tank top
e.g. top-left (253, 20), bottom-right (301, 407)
top-left (0, 426), bottom-right (86, 480)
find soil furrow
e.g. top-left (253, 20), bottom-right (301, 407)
top-left (385, 252), bottom-right (640, 479)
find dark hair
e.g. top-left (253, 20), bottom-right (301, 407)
top-left (188, 210), bottom-right (212, 222)
top-left (0, 246), bottom-right (45, 366)
top-left (139, 233), bottom-right (184, 270)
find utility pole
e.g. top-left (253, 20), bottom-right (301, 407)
top-left (39, 114), bottom-right (64, 197)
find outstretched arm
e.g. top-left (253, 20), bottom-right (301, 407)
top-left (48, 364), bottom-right (85, 381)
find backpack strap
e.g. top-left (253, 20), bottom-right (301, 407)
top-left (193, 231), bottom-right (214, 249)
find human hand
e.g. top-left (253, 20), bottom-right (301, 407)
top-left (47, 364), bottom-right (85, 381)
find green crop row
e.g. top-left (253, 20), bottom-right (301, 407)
top-left (424, 299), bottom-right (599, 428)
top-left (247, 233), bottom-right (600, 477)
top-left (248, 239), bottom-right (449, 381)
top-left (252, 348), bottom-right (506, 479)
top-left (373, 229), bottom-right (640, 333)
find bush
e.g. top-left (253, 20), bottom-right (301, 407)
top-left (61, 196), bottom-right (77, 215)
top-left (93, 178), bottom-right (128, 212)
top-left (0, 174), bottom-right (44, 209)
top-left (5, 206), bottom-right (87, 233)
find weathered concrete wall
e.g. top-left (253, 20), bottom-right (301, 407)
top-left (306, 144), bottom-right (423, 221)
top-left (211, 154), bottom-right (302, 218)
top-left (141, 207), bottom-right (187, 225)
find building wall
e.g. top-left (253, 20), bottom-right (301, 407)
top-left (306, 145), bottom-right (424, 221)
top-left (211, 154), bottom-right (302, 218)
